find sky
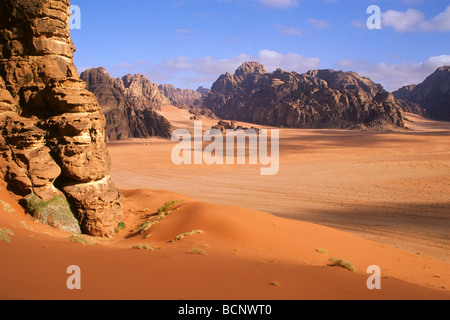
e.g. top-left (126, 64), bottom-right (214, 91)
top-left (70, 0), bottom-right (450, 91)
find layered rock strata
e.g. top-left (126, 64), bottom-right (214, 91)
top-left (0, 0), bottom-right (124, 237)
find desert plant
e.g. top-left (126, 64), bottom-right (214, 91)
top-left (328, 257), bottom-right (356, 272)
top-left (69, 234), bottom-right (94, 245)
top-left (157, 200), bottom-right (180, 214)
top-left (188, 248), bottom-right (208, 256)
top-left (170, 230), bottom-right (204, 243)
top-left (114, 222), bottom-right (127, 234)
top-left (316, 248), bottom-right (328, 255)
top-left (0, 228), bottom-right (14, 243)
top-left (27, 194), bottom-right (81, 234)
top-left (134, 200), bottom-right (180, 234)
top-left (269, 282), bottom-right (281, 287)
top-left (132, 244), bottom-right (154, 251)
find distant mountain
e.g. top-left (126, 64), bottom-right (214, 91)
top-left (196, 86), bottom-right (211, 96)
top-left (203, 62), bottom-right (404, 130)
top-left (80, 68), bottom-right (172, 141)
top-left (158, 84), bottom-right (203, 107)
top-left (393, 66), bottom-right (450, 121)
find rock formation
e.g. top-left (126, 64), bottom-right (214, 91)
top-left (158, 84), bottom-right (203, 107)
top-left (0, 0), bottom-right (124, 237)
top-left (393, 66), bottom-right (450, 121)
top-left (80, 67), bottom-right (173, 141)
top-left (196, 86), bottom-right (210, 96)
top-left (203, 62), bottom-right (405, 130)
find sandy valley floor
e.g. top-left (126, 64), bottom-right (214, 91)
top-left (109, 106), bottom-right (450, 263)
top-left (1, 106), bottom-right (449, 300)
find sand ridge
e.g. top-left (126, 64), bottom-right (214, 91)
top-left (0, 180), bottom-right (449, 300)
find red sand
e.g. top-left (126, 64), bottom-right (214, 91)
top-left (0, 182), bottom-right (449, 300)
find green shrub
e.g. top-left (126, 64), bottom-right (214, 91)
top-left (134, 200), bottom-right (180, 234)
top-left (27, 194), bottom-right (81, 234)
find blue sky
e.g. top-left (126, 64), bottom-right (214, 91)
top-left (71, 0), bottom-right (450, 91)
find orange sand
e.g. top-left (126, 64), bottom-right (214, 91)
top-left (0, 182), bottom-right (449, 300)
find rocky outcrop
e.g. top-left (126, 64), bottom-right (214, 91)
top-left (80, 67), bottom-right (173, 141)
top-left (158, 84), bottom-right (203, 107)
top-left (0, 0), bottom-right (124, 237)
top-left (196, 86), bottom-right (210, 96)
top-left (203, 62), bottom-right (405, 130)
top-left (306, 69), bottom-right (384, 101)
top-left (393, 66), bottom-right (450, 121)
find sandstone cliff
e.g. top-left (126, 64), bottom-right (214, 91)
top-left (393, 66), bottom-right (450, 121)
top-left (0, 0), bottom-right (123, 237)
top-left (81, 67), bottom-right (173, 141)
top-left (203, 62), bottom-right (405, 130)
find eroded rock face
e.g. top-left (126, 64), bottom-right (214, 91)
top-left (203, 62), bottom-right (405, 130)
top-left (80, 67), bottom-right (173, 141)
top-left (393, 66), bottom-right (450, 121)
top-left (0, 0), bottom-right (124, 237)
top-left (158, 84), bottom-right (204, 107)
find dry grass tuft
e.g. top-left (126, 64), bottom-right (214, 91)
top-left (328, 257), bottom-right (356, 272)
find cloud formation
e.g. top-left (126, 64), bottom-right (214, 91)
top-left (336, 55), bottom-right (450, 91)
top-left (107, 50), bottom-right (321, 89)
top-left (256, 0), bottom-right (299, 8)
top-left (382, 5), bottom-right (450, 32)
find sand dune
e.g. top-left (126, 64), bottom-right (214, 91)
top-left (0, 182), bottom-right (449, 300)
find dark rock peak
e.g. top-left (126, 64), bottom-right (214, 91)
top-left (392, 65), bottom-right (450, 121)
top-left (80, 67), bottom-right (172, 141)
top-left (196, 86), bottom-right (210, 95)
top-left (204, 62), bottom-right (405, 130)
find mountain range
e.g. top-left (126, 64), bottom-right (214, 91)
top-left (81, 64), bottom-right (449, 140)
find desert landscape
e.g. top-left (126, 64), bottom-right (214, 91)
top-left (1, 0), bottom-right (449, 302)
top-left (1, 105), bottom-right (449, 300)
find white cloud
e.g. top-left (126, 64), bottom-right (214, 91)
top-left (258, 49), bottom-right (321, 72)
top-left (143, 50), bottom-right (320, 88)
top-left (280, 27), bottom-right (303, 35)
top-left (382, 5), bottom-right (450, 32)
top-left (307, 18), bottom-right (330, 29)
top-left (256, 0), bottom-right (299, 8)
top-left (335, 55), bottom-right (450, 91)
top-left (276, 24), bottom-right (303, 36)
